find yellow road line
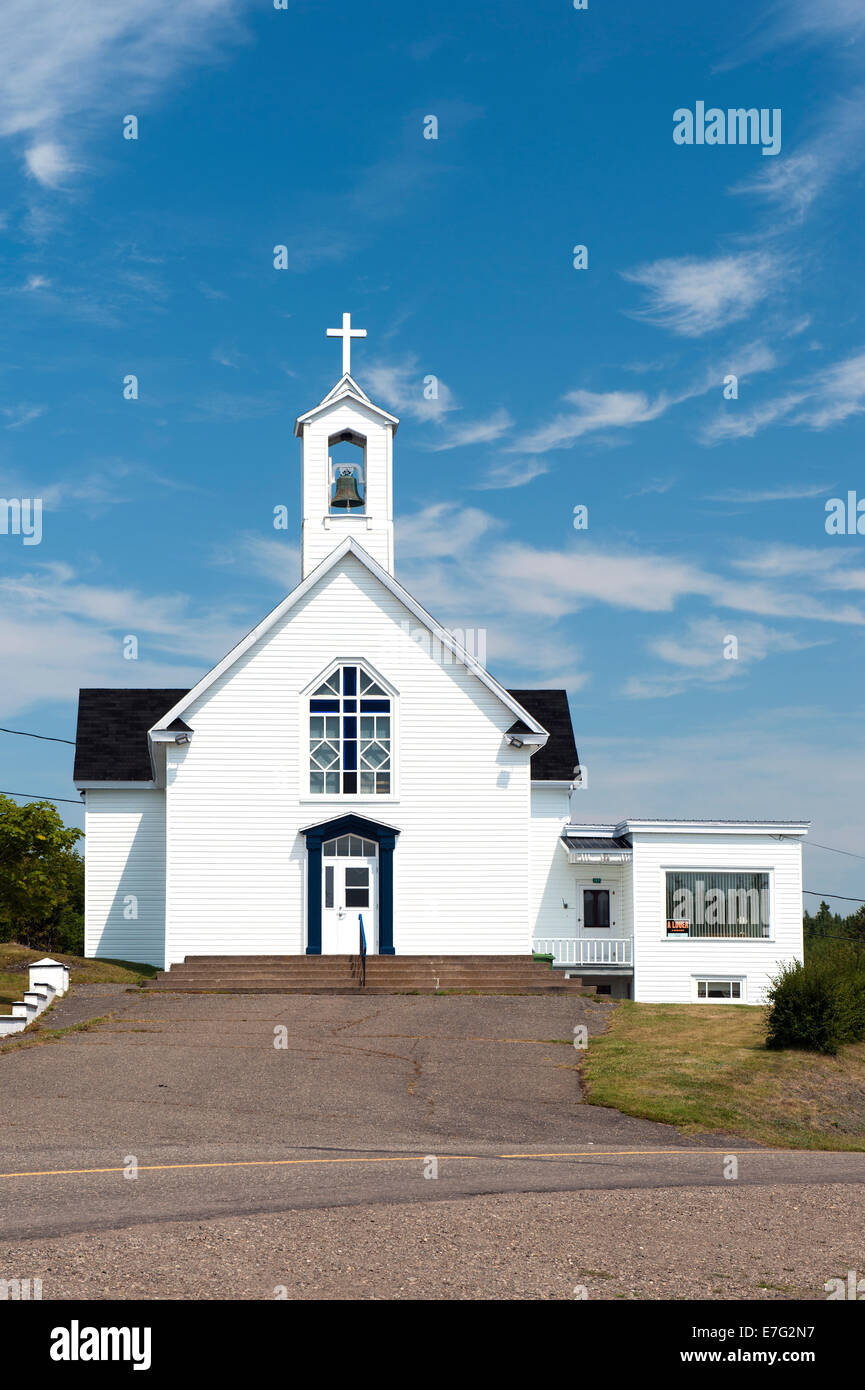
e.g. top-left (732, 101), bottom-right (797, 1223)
top-left (0, 1147), bottom-right (809, 1180)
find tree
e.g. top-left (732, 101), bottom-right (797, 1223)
top-left (0, 797), bottom-right (84, 952)
top-left (804, 900), bottom-right (842, 940)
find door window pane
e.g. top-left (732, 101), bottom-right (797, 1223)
top-left (345, 865), bottom-right (369, 906)
top-left (324, 866), bottom-right (334, 909)
top-left (584, 889), bottom-right (610, 928)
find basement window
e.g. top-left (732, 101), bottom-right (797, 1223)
top-left (695, 978), bottom-right (744, 1002)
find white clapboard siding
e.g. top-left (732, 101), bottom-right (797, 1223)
top-left (163, 552), bottom-right (534, 962)
top-left (529, 784), bottom-right (575, 943)
top-left (85, 791), bottom-right (165, 965)
top-left (630, 832), bottom-right (804, 1004)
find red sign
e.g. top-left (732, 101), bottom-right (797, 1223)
top-left (666, 919), bottom-right (690, 936)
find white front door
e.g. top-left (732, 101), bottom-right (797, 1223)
top-left (321, 854), bottom-right (378, 954)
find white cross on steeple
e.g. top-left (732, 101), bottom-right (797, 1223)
top-left (326, 312), bottom-right (367, 376)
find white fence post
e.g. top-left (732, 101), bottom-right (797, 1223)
top-left (0, 957), bottom-right (68, 1036)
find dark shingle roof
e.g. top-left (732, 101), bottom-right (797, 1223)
top-left (74, 685), bottom-right (579, 785)
top-left (74, 689), bottom-right (187, 782)
top-left (563, 835), bottom-right (632, 851)
top-left (507, 689), bottom-right (579, 782)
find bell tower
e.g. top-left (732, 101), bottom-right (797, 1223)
top-left (294, 314), bottom-right (399, 579)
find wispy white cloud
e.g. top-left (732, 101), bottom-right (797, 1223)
top-left (510, 340), bottom-right (777, 454)
top-left (701, 348), bottom-right (865, 442)
top-left (397, 504), bottom-right (865, 629)
top-left (364, 357), bottom-right (514, 455)
top-left (211, 345), bottom-right (247, 369)
top-left (472, 457), bottom-right (550, 491)
top-left (700, 393), bottom-right (804, 443)
top-left (626, 477), bottom-right (677, 498)
top-left (732, 91), bottom-right (865, 224)
top-left (761, 0), bottom-right (865, 51)
top-left (364, 358), bottom-right (458, 424)
top-left (0, 1), bottom-right (249, 189)
top-left (210, 533), bottom-right (301, 589)
top-left (623, 618), bottom-right (821, 698)
top-left (706, 483), bottom-right (829, 503)
top-left (388, 502), bottom-right (865, 707)
top-left (801, 350), bottom-right (865, 427)
top-left (622, 251), bottom-right (789, 337)
top-left (731, 545), bottom-right (865, 591)
top-left (1, 460), bottom-right (208, 511)
top-left (512, 387), bottom-right (676, 453)
top-left (429, 407), bottom-right (513, 451)
top-left (397, 502), bottom-right (503, 561)
top-left (24, 141), bottom-right (77, 188)
top-left (0, 559), bottom-right (246, 714)
top-left (2, 404), bottom-right (45, 429)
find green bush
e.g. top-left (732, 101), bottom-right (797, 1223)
top-left (766, 942), bottom-right (865, 1054)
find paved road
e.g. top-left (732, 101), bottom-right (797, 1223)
top-left (1, 989), bottom-right (863, 1298)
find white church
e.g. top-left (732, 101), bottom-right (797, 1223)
top-left (75, 316), bottom-right (808, 1003)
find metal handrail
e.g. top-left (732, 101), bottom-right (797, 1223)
top-left (358, 913), bottom-right (367, 988)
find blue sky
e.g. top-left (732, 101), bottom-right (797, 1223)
top-left (1, 0), bottom-right (864, 908)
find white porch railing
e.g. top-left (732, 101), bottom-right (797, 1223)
top-left (535, 938), bottom-right (633, 967)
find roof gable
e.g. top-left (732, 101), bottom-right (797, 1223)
top-left (73, 548), bottom-right (580, 786)
top-left (294, 376), bottom-right (399, 435)
top-left (151, 537), bottom-right (548, 737)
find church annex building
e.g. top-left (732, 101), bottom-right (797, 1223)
top-left (74, 317), bottom-right (808, 1004)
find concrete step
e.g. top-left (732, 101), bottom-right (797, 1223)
top-left (143, 984), bottom-right (587, 996)
top-left (144, 954), bottom-right (587, 996)
top-left (154, 967), bottom-right (559, 976)
top-left (148, 976), bottom-right (572, 989)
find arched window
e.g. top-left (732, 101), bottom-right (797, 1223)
top-left (322, 835), bottom-right (377, 857)
top-left (309, 664), bottom-right (391, 795)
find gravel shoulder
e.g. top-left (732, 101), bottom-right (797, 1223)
top-left (2, 1183), bottom-right (862, 1300)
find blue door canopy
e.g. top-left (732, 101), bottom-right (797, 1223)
top-left (301, 814), bottom-right (400, 955)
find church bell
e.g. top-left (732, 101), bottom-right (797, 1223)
top-left (331, 467), bottom-right (364, 509)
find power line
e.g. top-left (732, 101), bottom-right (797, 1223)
top-left (805, 840), bottom-right (865, 862)
top-left (0, 726), bottom-right (75, 746)
top-left (0, 790), bottom-right (81, 806)
top-left (804, 889), bottom-right (865, 903)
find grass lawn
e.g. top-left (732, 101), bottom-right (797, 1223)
top-left (582, 1000), bottom-right (865, 1151)
top-left (0, 942), bottom-right (157, 1008)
